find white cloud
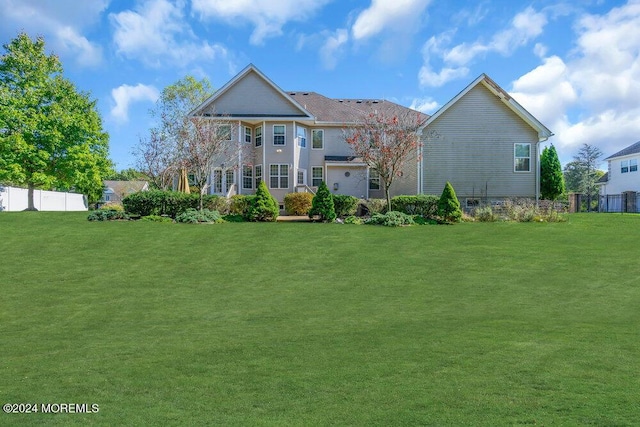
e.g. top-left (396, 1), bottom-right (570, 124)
top-left (509, 2), bottom-right (640, 163)
top-left (110, 84), bottom-right (160, 123)
top-left (319, 29), bottom-right (349, 70)
top-left (351, 0), bottom-right (431, 40)
top-left (192, 0), bottom-right (332, 45)
top-left (110, 0), bottom-right (228, 67)
top-left (418, 33), bottom-right (469, 87)
top-left (0, 0), bottom-right (106, 67)
top-left (409, 97), bottom-right (439, 114)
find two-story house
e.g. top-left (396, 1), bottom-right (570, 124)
top-left (597, 140), bottom-right (640, 212)
top-left (189, 64), bottom-right (553, 210)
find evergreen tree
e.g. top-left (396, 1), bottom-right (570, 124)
top-left (438, 181), bottom-right (462, 223)
top-left (309, 181), bottom-right (336, 222)
top-left (540, 144), bottom-right (565, 200)
top-left (247, 180), bottom-right (278, 222)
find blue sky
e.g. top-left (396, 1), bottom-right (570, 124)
top-left (2, 0), bottom-right (639, 170)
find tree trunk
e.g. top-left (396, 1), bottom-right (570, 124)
top-left (25, 183), bottom-right (38, 211)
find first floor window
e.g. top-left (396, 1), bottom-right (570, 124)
top-left (514, 143), bottom-right (531, 172)
top-left (244, 126), bottom-right (252, 144)
top-left (273, 125), bottom-right (285, 145)
top-left (242, 165), bottom-right (253, 189)
top-left (270, 164), bottom-right (289, 189)
top-left (255, 126), bottom-right (262, 147)
top-left (369, 169), bottom-right (380, 190)
top-left (297, 126), bottom-right (307, 148)
top-left (297, 169), bottom-right (306, 185)
top-left (312, 167), bottom-right (323, 187)
top-left (255, 165), bottom-right (262, 188)
top-left (312, 129), bottom-right (324, 149)
top-left (631, 159), bottom-right (638, 172)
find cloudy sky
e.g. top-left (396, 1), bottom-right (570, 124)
top-left (1, 0), bottom-right (638, 170)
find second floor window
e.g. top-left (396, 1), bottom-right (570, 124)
top-left (244, 127), bottom-right (252, 144)
top-left (274, 125), bottom-right (285, 146)
top-left (255, 126), bottom-right (262, 147)
top-left (297, 126), bottom-right (307, 148)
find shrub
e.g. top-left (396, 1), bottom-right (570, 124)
top-left (438, 182), bottom-right (462, 223)
top-left (412, 215), bottom-right (436, 225)
top-left (228, 195), bottom-right (251, 216)
top-left (309, 181), bottom-right (336, 222)
top-left (87, 210), bottom-right (130, 221)
top-left (203, 195), bottom-right (230, 215)
top-left (474, 206), bottom-right (498, 222)
top-left (222, 214), bottom-right (245, 222)
top-left (363, 198), bottom-right (387, 215)
top-left (284, 192), bottom-right (314, 215)
top-left (365, 211), bottom-right (414, 227)
top-left (391, 195), bottom-right (439, 218)
top-left (99, 202), bottom-right (124, 212)
top-left (247, 181), bottom-right (279, 222)
top-left (122, 190), bottom-right (199, 218)
top-left (332, 194), bottom-right (359, 217)
top-left (344, 215), bottom-right (363, 225)
top-left (175, 208), bottom-right (223, 224)
top-left (140, 215), bottom-right (173, 223)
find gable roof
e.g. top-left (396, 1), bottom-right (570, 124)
top-left (605, 140), bottom-right (640, 159)
top-left (418, 73), bottom-right (553, 141)
top-left (190, 64), bottom-right (314, 119)
top-left (103, 180), bottom-right (148, 195)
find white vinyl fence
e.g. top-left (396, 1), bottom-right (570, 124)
top-left (0, 186), bottom-right (87, 212)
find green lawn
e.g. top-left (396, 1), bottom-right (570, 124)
top-left (1, 212), bottom-right (639, 426)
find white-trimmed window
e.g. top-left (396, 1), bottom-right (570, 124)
top-left (255, 126), bottom-right (262, 147)
top-left (369, 169), bottom-right (380, 190)
top-left (213, 169), bottom-right (234, 194)
top-left (244, 126), bottom-right (252, 144)
top-left (514, 143), bottom-right (531, 172)
top-left (312, 129), bottom-right (324, 149)
top-left (270, 164), bottom-right (289, 189)
top-left (273, 125), bottom-right (285, 146)
top-left (297, 169), bottom-right (306, 185)
top-left (312, 167), bottom-right (323, 187)
top-left (242, 165), bottom-right (253, 189)
top-left (254, 165), bottom-right (262, 188)
top-left (297, 126), bottom-right (307, 148)
top-left (219, 124), bottom-right (232, 141)
top-left (631, 159), bottom-right (638, 172)
top-left (621, 160), bottom-right (629, 173)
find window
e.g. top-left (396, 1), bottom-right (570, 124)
top-left (312, 129), bottom-right (324, 149)
top-left (297, 169), bottom-right (306, 185)
top-left (213, 170), bottom-right (222, 193)
top-left (242, 165), bottom-right (253, 189)
top-left (244, 126), bottom-right (252, 144)
top-left (297, 126), bottom-right (307, 148)
top-left (225, 170), bottom-right (234, 193)
top-left (219, 124), bottom-right (232, 141)
top-left (270, 164), bottom-right (289, 189)
top-left (273, 125), bottom-right (285, 145)
top-left (631, 159), bottom-right (638, 172)
top-left (369, 169), bottom-right (380, 190)
top-left (621, 160), bottom-right (629, 173)
top-left (255, 126), bottom-right (262, 147)
top-left (514, 143), bottom-right (531, 172)
top-left (312, 167), bottom-right (323, 187)
top-left (254, 165), bottom-right (262, 188)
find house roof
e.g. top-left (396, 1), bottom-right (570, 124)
top-left (596, 172), bottom-right (609, 184)
top-left (418, 73), bottom-right (553, 141)
top-left (103, 180), bottom-right (148, 195)
top-left (605, 140), bottom-right (640, 159)
top-left (190, 64), bottom-right (427, 125)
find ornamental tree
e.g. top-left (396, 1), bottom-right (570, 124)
top-left (344, 110), bottom-right (424, 212)
top-left (0, 32), bottom-right (111, 208)
top-left (438, 181), bottom-right (462, 223)
top-left (248, 180), bottom-right (278, 222)
top-left (540, 144), bottom-right (565, 200)
top-left (309, 181), bottom-right (336, 222)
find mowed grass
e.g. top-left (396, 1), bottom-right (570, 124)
top-left (1, 212), bottom-right (639, 426)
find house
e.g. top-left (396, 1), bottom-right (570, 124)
top-left (189, 64), bottom-right (553, 209)
top-left (596, 140), bottom-right (640, 212)
top-left (102, 180), bottom-right (149, 204)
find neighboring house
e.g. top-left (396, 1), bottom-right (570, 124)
top-left (189, 64), bottom-right (553, 209)
top-left (102, 180), bottom-right (149, 204)
top-left (596, 140), bottom-right (640, 212)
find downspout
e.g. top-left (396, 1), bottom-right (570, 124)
top-left (238, 120), bottom-right (242, 195)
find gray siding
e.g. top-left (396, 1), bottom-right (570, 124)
top-left (422, 84), bottom-right (539, 201)
top-left (205, 71), bottom-right (304, 116)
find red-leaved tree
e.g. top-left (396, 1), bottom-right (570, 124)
top-left (344, 110), bottom-right (425, 211)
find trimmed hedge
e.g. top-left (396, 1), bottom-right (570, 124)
top-left (284, 192), bottom-right (314, 215)
top-left (123, 190), bottom-right (225, 218)
top-left (332, 194), bottom-right (358, 217)
top-left (391, 195), bottom-right (439, 218)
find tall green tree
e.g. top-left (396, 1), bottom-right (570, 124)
top-left (540, 144), bottom-right (565, 200)
top-left (0, 32), bottom-right (111, 208)
top-left (563, 144), bottom-right (603, 211)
